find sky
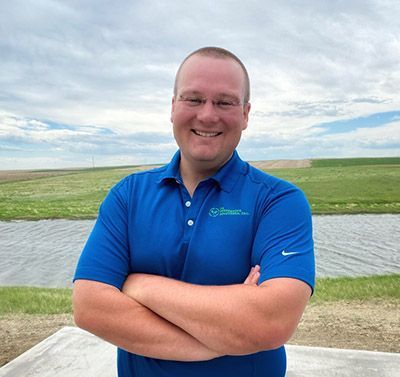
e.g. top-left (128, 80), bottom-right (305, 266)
top-left (1, 0), bottom-right (399, 170)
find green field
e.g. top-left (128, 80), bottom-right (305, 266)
top-left (1, 274), bottom-right (398, 315)
top-left (312, 157), bottom-right (400, 168)
top-left (0, 157), bottom-right (399, 220)
top-left (271, 158), bottom-right (400, 214)
top-left (0, 166), bottom-right (147, 220)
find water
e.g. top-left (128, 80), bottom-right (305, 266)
top-left (0, 215), bottom-right (399, 288)
top-left (313, 215), bottom-right (399, 277)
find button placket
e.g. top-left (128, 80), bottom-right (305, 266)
top-left (182, 181), bottom-right (211, 232)
top-left (181, 190), bottom-right (195, 232)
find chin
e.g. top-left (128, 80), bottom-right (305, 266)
top-left (192, 153), bottom-right (230, 168)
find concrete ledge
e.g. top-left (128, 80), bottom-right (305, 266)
top-left (0, 327), bottom-right (116, 377)
top-left (285, 344), bottom-right (400, 376)
top-left (1, 327), bottom-right (399, 376)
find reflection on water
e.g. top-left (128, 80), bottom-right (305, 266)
top-left (0, 215), bottom-right (399, 287)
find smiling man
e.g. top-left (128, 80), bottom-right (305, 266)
top-left (73, 47), bottom-right (315, 377)
top-left (171, 50), bottom-right (250, 194)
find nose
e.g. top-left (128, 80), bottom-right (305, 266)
top-left (196, 100), bottom-right (219, 123)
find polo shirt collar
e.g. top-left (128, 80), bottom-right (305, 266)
top-left (210, 150), bottom-right (247, 192)
top-left (159, 150), bottom-right (182, 183)
top-left (158, 150), bottom-right (247, 192)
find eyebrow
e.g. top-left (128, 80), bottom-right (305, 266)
top-left (180, 90), bottom-right (240, 101)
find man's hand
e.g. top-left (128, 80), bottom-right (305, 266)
top-left (243, 265), bottom-right (260, 286)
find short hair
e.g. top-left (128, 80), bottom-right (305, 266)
top-left (174, 47), bottom-right (250, 103)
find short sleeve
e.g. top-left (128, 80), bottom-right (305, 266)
top-left (73, 180), bottom-right (131, 290)
top-left (251, 184), bottom-right (315, 292)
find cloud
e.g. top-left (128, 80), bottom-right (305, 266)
top-left (239, 112), bottom-right (400, 161)
top-left (314, 110), bottom-right (400, 134)
top-left (0, 112), bottom-right (176, 169)
top-left (0, 1), bottom-right (399, 169)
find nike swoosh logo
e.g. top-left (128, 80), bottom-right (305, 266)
top-left (281, 250), bottom-right (300, 256)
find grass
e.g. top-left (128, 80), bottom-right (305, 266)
top-left (0, 286), bottom-right (72, 315)
top-left (312, 157), bottom-right (400, 168)
top-left (1, 275), bottom-right (398, 315)
top-left (0, 166), bottom-right (146, 220)
top-left (0, 157), bottom-right (399, 219)
top-left (268, 161), bottom-right (400, 214)
top-left (311, 274), bottom-right (400, 303)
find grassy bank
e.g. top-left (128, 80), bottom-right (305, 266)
top-left (270, 158), bottom-right (400, 214)
top-left (0, 157), bottom-right (399, 219)
top-left (311, 274), bottom-right (400, 303)
top-left (0, 287), bottom-right (72, 315)
top-left (1, 275), bottom-right (399, 315)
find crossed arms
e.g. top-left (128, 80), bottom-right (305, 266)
top-left (73, 266), bottom-right (311, 361)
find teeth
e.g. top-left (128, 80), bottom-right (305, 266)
top-left (193, 130), bottom-right (220, 137)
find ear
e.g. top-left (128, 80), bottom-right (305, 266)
top-left (170, 96), bottom-right (175, 123)
top-left (242, 102), bottom-right (251, 130)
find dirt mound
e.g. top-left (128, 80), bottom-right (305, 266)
top-left (249, 159), bottom-right (311, 170)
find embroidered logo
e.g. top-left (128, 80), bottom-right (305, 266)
top-left (208, 207), bottom-right (250, 217)
top-left (281, 250), bottom-right (300, 256)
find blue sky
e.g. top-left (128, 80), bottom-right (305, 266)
top-left (0, 0), bottom-right (399, 170)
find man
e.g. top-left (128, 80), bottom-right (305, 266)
top-left (73, 47), bottom-right (315, 376)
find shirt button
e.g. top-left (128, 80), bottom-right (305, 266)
top-left (187, 219), bottom-right (194, 226)
top-left (185, 201), bottom-right (191, 207)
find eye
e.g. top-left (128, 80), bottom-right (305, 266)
top-left (181, 96), bottom-right (203, 106)
top-left (215, 99), bottom-right (235, 109)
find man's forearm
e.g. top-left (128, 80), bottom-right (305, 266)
top-left (123, 274), bottom-right (268, 355)
top-left (73, 280), bottom-right (222, 361)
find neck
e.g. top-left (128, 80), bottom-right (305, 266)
top-left (179, 156), bottom-right (229, 197)
top-left (179, 162), bottom-right (215, 197)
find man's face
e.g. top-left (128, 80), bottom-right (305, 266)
top-left (171, 55), bottom-right (250, 172)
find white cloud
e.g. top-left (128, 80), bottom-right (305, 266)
top-left (0, 1), bottom-right (399, 169)
top-left (0, 111), bottom-right (177, 169)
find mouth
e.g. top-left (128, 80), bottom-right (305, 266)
top-left (192, 129), bottom-right (222, 137)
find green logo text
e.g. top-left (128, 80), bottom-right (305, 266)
top-left (208, 207), bottom-right (250, 217)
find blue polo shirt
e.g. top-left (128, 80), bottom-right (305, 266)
top-left (74, 150), bottom-right (315, 377)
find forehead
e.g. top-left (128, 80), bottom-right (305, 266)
top-left (177, 55), bottom-right (245, 98)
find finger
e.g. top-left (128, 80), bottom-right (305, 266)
top-left (250, 271), bottom-right (260, 285)
top-left (243, 265), bottom-right (260, 285)
top-left (243, 267), bottom-right (255, 284)
top-left (249, 265), bottom-right (260, 285)
top-left (244, 266), bottom-right (256, 284)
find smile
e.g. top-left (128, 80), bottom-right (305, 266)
top-left (192, 129), bottom-right (222, 137)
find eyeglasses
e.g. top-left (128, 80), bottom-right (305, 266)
top-left (178, 95), bottom-right (243, 111)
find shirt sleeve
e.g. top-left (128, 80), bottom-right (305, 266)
top-left (251, 183), bottom-right (315, 292)
top-left (73, 179), bottom-right (131, 290)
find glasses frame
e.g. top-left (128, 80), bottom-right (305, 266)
top-left (177, 94), bottom-right (244, 112)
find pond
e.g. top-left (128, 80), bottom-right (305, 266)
top-left (0, 214), bottom-right (399, 287)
